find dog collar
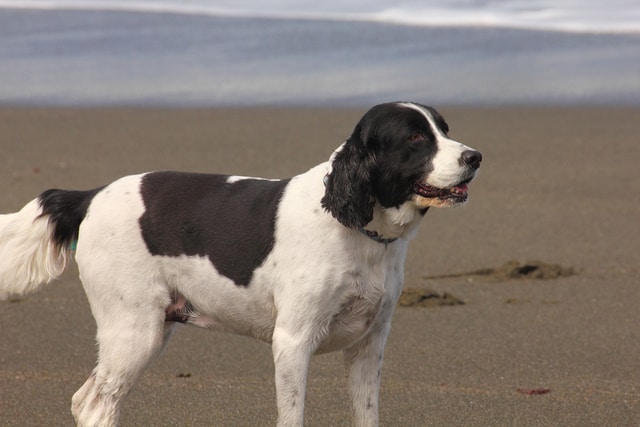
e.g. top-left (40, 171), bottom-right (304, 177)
top-left (359, 228), bottom-right (398, 245)
top-left (324, 172), bottom-right (397, 246)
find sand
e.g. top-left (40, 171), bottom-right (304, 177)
top-left (1, 106), bottom-right (639, 426)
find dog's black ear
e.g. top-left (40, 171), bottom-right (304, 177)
top-left (321, 131), bottom-right (377, 229)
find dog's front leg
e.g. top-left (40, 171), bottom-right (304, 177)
top-left (272, 326), bottom-right (314, 426)
top-left (343, 321), bottom-right (391, 427)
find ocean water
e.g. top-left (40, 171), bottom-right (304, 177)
top-left (0, 1), bottom-right (638, 106)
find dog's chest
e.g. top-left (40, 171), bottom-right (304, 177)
top-left (317, 295), bottom-right (382, 353)
top-left (315, 253), bottom-right (404, 353)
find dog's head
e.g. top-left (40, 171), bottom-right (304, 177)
top-left (322, 102), bottom-right (482, 229)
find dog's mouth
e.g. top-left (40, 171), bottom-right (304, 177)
top-left (413, 180), bottom-right (470, 202)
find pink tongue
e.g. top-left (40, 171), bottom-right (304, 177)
top-left (456, 183), bottom-right (468, 192)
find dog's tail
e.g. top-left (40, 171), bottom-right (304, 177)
top-left (0, 187), bottom-right (102, 301)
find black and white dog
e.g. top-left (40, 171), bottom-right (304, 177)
top-left (0, 102), bottom-right (481, 426)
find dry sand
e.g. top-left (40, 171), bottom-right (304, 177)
top-left (1, 106), bottom-right (639, 426)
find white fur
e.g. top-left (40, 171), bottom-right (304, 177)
top-left (0, 199), bottom-right (69, 301)
top-left (0, 103), bottom-right (479, 427)
top-left (226, 175), bottom-right (280, 183)
top-left (68, 164), bottom-right (411, 426)
top-left (0, 163), bottom-right (418, 427)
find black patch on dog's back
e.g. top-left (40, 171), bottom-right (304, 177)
top-left (138, 172), bottom-right (289, 287)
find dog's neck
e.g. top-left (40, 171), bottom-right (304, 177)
top-left (362, 202), bottom-right (425, 243)
top-left (322, 145), bottom-right (426, 244)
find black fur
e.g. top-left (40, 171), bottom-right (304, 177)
top-left (321, 129), bottom-right (377, 229)
top-left (138, 172), bottom-right (289, 287)
top-left (38, 187), bottom-right (104, 248)
top-left (322, 102), bottom-right (445, 228)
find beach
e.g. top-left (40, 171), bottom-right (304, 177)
top-left (1, 105), bottom-right (639, 425)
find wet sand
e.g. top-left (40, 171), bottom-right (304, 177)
top-left (1, 106), bottom-right (639, 426)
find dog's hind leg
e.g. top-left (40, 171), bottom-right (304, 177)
top-left (72, 326), bottom-right (177, 427)
top-left (71, 277), bottom-right (172, 427)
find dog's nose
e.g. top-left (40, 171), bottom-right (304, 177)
top-left (461, 150), bottom-right (482, 169)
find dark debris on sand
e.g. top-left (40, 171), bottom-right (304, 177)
top-left (424, 260), bottom-right (575, 283)
top-left (398, 288), bottom-right (465, 308)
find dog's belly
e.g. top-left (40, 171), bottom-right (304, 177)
top-left (166, 283), bottom-right (385, 354)
top-left (168, 289), bottom-right (383, 352)
top-left (177, 300), bottom-right (277, 343)
top-left (159, 251), bottom-right (399, 353)
top-left (159, 257), bottom-right (278, 341)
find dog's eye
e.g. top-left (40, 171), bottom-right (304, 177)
top-left (408, 132), bottom-right (424, 142)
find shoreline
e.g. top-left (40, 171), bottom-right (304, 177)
top-left (2, 8), bottom-right (638, 107)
